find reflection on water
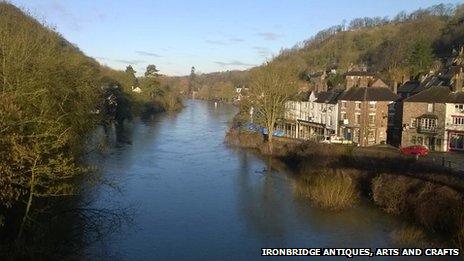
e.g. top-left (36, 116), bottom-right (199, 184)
top-left (85, 100), bottom-right (404, 260)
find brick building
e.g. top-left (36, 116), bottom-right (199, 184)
top-left (345, 71), bottom-right (376, 89)
top-left (338, 87), bottom-right (397, 146)
top-left (400, 86), bottom-right (449, 152)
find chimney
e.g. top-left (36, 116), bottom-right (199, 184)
top-left (452, 67), bottom-right (463, 92)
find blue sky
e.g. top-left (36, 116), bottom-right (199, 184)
top-left (11, 0), bottom-right (464, 76)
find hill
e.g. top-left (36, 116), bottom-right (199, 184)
top-left (190, 3), bottom-right (464, 99)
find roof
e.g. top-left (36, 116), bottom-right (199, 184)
top-left (447, 91), bottom-right (464, 103)
top-left (418, 113), bottom-right (439, 119)
top-left (403, 85), bottom-right (464, 103)
top-left (442, 65), bottom-right (463, 79)
top-left (315, 91), bottom-right (344, 104)
top-left (293, 91), bottom-right (317, 102)
top-left (397, 81), bottom-right (421, 93)
top-left (339, 87), bottom-right (397, 101)
top-left (370, 78), bottom-right (388, 88)
top-left (404, 86), bottom-right (451, 103)
top-left (345, 71), bottom-right (376, 77)
top-left (296, 91), bottom-right (311, 101)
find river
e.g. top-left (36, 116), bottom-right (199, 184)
top-left (85, 100), bottom-right (405, 260)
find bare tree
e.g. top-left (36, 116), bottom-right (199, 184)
top-left (248, 61), bottom-right (298, 152)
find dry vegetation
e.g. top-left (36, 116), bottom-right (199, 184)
top-left (390, 225), bottom-right (428, 247)
top-left (226, 130), bottom-right (464, 248)
top-left (294, 171), bottom-right (359, 210)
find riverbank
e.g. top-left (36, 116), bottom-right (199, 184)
top-left (225, 128), bottom-right (464, 249)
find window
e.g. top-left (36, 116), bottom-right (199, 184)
top-left (410, 118), bottom-right (417, 128)
top-left (369, 101), bottom-right (376, 110)
top-left (453, 117), bottom-right (464, 125)
top-left (455, 104), bottom-right (464, 113)
top-left (341, 101), bottom-right (347, 109)
top-left (411, 136), bottom-right (416, 144)
top-left (420, 118), bottom-right (437, 130)
top-left (355, 113), bottom-right (361, 124)
top-left (355, 102), bottom-right (361, 110)
top-left (341, 112), bottom-right (347, 120)
top-left (368, 129), bottom-right (375, 141)
top-left (369, 114), bottom-right (375, 125)
top-left (328, 116), bottom-right (332, 126)
top-left (417, 136), bottom-right (423, 145)
top-left (436, 138), bottom-right (441, 147)
top-left (427, 103), bottom-right (434, 113)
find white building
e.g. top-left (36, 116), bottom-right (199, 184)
top-left (279, 91), bottom-right (342, 141)
top-left (313, 91), bottom-right (342, 139)
top-left (445, 96), bottom-right (464, 151)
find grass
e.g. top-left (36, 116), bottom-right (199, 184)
top-left (390, 225), bottom-right (427, 247)
top-left (295, 172), bottom-right (358, 210)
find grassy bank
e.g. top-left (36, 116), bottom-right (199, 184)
top-left (226, 128), bottom-right (464, 249)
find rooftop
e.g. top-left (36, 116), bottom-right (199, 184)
top-left (315, 91), bottom-right (344, 104)
top-left (404, 86), bottom-right (464, 103)
top-left (345, 71), bottom-right (376, 77)
top-left (339, 87), bottom-right (397, 101)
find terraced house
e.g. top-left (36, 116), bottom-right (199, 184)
top-left (338, 87), bottom-right (397, 146)
top-left (280, 91), bottom-right (342, 141)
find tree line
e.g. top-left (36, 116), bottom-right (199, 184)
top-left (0, 2), bottom-right (181, 257)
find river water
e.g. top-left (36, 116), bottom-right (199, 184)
top-left (85, 100), bottom-right (405, 260)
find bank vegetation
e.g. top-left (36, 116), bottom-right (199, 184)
top-left (0, 2), bottom-right (182, 258)
top-left (226, 129), bottom-right (464, 249)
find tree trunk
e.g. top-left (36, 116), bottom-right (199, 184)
top-left (17, 187), bottom-right (33, 239)
top-left (17, 157), bottom-right (38, 240)
top-left (267, 123), bottom-right (274, 154)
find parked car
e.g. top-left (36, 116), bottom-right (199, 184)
top-left (400, 145), bottom-right (429, 157)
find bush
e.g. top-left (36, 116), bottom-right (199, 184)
top-left (390, 225), bottom-right (427, 247)
top-left (372, 174), bottom-right (463, 235)
top-left (225, 129), bottom-right (264, 148)
top-left (371, 175), bottom-right (417, 214)
top-left (295, 171), bottom-right (359, 210)
top-left (454, 211), bottom-right (464, 251)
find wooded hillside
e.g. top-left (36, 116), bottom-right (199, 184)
top-left (192, 3), bottom-right (464, 99)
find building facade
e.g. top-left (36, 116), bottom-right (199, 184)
top-left (345, 71), bottom-right (376, 89)
top-left (338, 87), bottom-right (396, 146)
top-left (445, 92), bottom-right (464, 151)
top-left (280, 91), bottom-right (341, 141)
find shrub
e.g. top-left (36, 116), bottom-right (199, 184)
top-left (454, 211), bottom-right (464, 251)
top-left (225, 129), bottom-right (264, 148)
top-left (295, 172), bottom-right (359, 210)
top-left (371, 175), bottom-right (415, 215)
top-left (390, 225), bottom-right (427, 247)
top-left (372, 174), bottom-right (463, 235)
